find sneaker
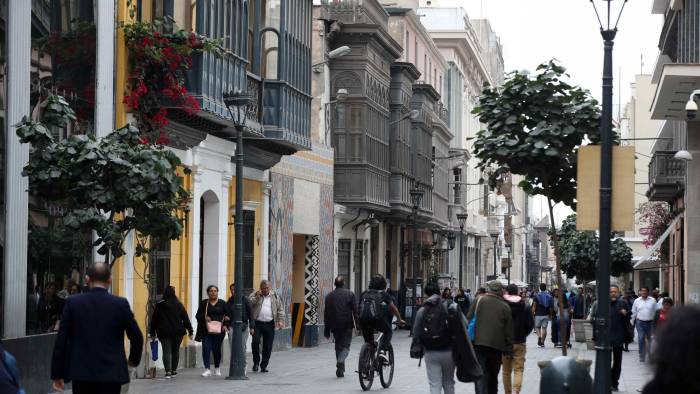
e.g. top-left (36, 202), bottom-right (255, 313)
top-left (165, 372), bottom-right (171, 379)
top-left (378, 350), bottom-right (391, 364)
top-left (567, 343), bottom-right (573, 349)
top-left (201, 369), bottom-right (212, 377)
top-left (260, 366), bottom-right (269, 373)
top-left (215, 368), bottom-right (222, 376)
top-left (171, 371), bottom-right (178, 377)
top-left (555, 343), bottom-right (562, 348)
top-left (253, 364), bottom-right (259, 372)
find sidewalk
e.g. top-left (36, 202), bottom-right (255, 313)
top-left (119, 330), bottom-right (651, 394)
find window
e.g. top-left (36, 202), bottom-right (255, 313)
top-left (243, 210), bottom-right (256, 292)
top-left (151, 237), bottom-right (172, 298)
top-left (431, 147), bottom-right (436, 186)
top-left (338, 239), bottom-right (351, 282)
top-left (453, 168), bottom-right (462, 204)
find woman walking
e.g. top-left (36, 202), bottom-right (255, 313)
top-left (150, 286), bottom-right (193, 378)
top-left (195, 285), bottom-right (230, 377)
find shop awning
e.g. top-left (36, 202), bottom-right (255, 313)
top-left (633, 215), bottom-right (682, 268)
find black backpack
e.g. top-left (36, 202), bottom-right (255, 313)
top-left (359, 290), bottom-right (385, 323)
top-left (419, 301), bottom-right (450, 350)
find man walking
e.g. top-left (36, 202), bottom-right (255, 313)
top-left (227, 283), bottom-right (254, 375)
top-left (467, 280), bottom-right (513, 394)
top-left (323, 276), bottom-right (357, 378)
top-left (51, 263), bottom-right (143, 394)
top-left (631, 286), bottom-right (657, 362)
top-left (609, 285), bottom-right (629, 392)
top-left (532, 283), bottom-right (554, 348)
top-left (502, 284), bottom-right (534, 394)
top-left (411, 281), bottom-right (456, 394)
top-left (249, 280), bottom-right (285, 373)
top-left (571, 287), bottom-right (586, 320)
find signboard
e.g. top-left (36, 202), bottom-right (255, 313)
top-left (576, 145), bottom-right (635, 231)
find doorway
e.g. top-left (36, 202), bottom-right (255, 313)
top-left (199, 191), bottom-right (220, 299)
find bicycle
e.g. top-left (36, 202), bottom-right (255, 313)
top-left (357, 327), bottom-right (395, 391)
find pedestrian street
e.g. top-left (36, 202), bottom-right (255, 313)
top-left (121, 331), bottom-right (652, 394)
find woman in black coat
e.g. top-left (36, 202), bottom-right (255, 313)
top-left (195, 285), bottom-right (230, 377)
top-left (150, 286), bottom-right (193, 378)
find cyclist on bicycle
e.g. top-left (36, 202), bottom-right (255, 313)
top-left (359, 275), bottom-right (405, 353)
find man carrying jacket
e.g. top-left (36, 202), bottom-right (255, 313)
top-left (249, 280), bottom-right (285, 373)
top-left (324, 276), bottom-right (357, 378)
top-left (467, 280), bottom-right (513, 394)
top-left (501, 284), bottom-right (534, 394)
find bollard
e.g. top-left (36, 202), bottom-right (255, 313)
top-left (539, 356), bottom-right (593, 394)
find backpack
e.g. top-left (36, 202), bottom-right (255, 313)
top-left (419, 301), bottom-right (450, 350)
top-left (359, 290), bottom-right (385, 323)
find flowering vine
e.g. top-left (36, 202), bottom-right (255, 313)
top-left (637, 201), bottom-right (674, 261)
top-left (121, 13), bottom-right (218, 144)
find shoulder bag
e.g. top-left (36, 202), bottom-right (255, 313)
top-left (467, 297), bottom-right (482, 341)
top-left (205, 301), bottom-right (224, 335)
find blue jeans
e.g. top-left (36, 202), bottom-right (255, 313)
top-left (202, 333), bottom-right (225, 369)
top-left (636, 320), bottom-right (652, 360)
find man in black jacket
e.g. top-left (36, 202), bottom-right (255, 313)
top-left (609, 285), bottom-right (629, 392)
top-left (324, 276), bottom-right (357, 377)
top-left (502, 284), bottom-right (534, 394)
top-left (51, 263), bottom-right (143, 394)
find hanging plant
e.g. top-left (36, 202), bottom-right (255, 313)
top-left (637, 201), bottom-right (674, 261)
top-left (120, 6), bottom-right (219, 144)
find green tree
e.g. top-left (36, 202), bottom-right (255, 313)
top-left (472, 61), bottom-right (601, 355)
top-left (17, 94), bottom-right (190, 266)
top-left (557, 214), bottom-right (633, 282)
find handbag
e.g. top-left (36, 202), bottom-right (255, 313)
top-left (205, 302), bottom-right (224, 334)
top-left (150, 339), bottom-right (159, 362)
top-left (467, 297), bottom-right (482, 341)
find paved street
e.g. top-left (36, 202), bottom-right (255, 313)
top-left (121, 330), bottom-right (652, 394)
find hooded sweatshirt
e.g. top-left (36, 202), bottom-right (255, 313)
top-left (504, 294), bottom-right (534, 344)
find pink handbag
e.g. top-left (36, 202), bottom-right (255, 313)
top-left (205, 302), bottom-right (223, 334)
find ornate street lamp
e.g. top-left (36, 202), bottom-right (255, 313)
top-left (505, 242), bottom-right (512, 285)
top-left (456, 212), bottom-right (468, 288)
top-left (409, 184), bottom-right (424, 325)
top-left (223, 90), bottom-right (254, 380)
top-left (589, 1), bottom-right (628, 392)
top-left (445, 230), bottom-right (457, 251)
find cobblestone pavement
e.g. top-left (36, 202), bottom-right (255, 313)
top-left (114, 329), bottom-right (652, 394)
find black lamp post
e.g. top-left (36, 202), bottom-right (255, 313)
top-left (456, 213), bottom-right (468, 289)
top-left (223, 90), bottom-right (254, 380)
top-left (589, 1), bottom-right (627, 393)
top-left (505, 242), bottom-right (512, 285)
top-left (488, 230), bottom-right (500, 281)
top-left (409, 185), bottom-right (424, 322)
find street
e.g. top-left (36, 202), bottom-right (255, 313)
top-left (123, 331), bottom-right (651, 394)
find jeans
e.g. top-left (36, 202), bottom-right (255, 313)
top-left (502, 343), bottom-right (526, 394)
top-left (252, 321), bottom-right (275, 368)
top-left (361, 318), bottom-right (392, 350)
top-left (160, 336), bottom-right (183, 373)
top-left (611, 346), bottom-right (624, 387)
top-left (636, 320), bottom-right (652, 361)
top-left (425, 350), bottom-right (455, 394)
top-left (332, 328), bottom-right (353, 365)
top-left (228, 327), bottom-right (250, 372)
top-left (474, 345), bottom-right (503, 394)
top-left (202, 333), bottom-right (225, 369)
top-left (72, 381), bottom-right (121, 394)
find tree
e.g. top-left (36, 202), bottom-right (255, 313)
top-left (472, 61), bottom-right (601, 355)
top-left (17, 94), bottom-right (190, 266)
top-left (557, 214), bottom-right (633, 282)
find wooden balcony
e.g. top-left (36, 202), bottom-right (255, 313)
top-left (647, 150), bottom-right (685, 202)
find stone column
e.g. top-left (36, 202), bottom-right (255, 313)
top-left (95, 1), bottom-right (115, 138)
top-left (685, 122), bottom-right (700, 304)
top-left (3, 0), bottom-right (31, 338)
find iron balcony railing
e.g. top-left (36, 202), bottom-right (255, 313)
top-left (647, 150), bottom-right (685, 201)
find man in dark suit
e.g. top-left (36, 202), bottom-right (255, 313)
top-left (324, 276), bottom-right (357, 378)
top-left (51, 263), bottom-right (143, 394)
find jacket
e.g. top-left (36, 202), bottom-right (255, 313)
top-left (608, 298), bottom-right (629, 347)
top-left (150, 297), bottom-right (193, 339)
top-left (411, 295), bottom-right (451, 353)
top-left (195, 299), bottom-right (229, 341)
top-left (51, 287), bottom-right (143, 384)
top-left (466, 293), bottom-right (513, 353)
top-left (324, 287), bottom-right (357, 337)
top-left (226, 295), bottom-right (255, 331)
top-left (249, 291), bottom-right (285, 324)
top-left (504, 295), bottom-right (534, 344)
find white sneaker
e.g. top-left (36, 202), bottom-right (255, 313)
top-left (201, 369), bottom-right (212, 377)
top-left (215, 368), bottom-right (222, 376)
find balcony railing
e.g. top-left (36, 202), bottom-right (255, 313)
top-left (436, 102), bottom-right (449, 125)
top-left (647, 150), bottom-right (685, 201)
top-left (326, 0), bottom-right (388, 31)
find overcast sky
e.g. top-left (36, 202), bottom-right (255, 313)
top-left (438, 0), bottom-right (662, 120)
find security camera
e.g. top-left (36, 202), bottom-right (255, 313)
top-left (686, 90), bottom-right (700, 120)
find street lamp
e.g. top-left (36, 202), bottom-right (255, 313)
top-left (488, 228), bottom-right (500, 281)
top-left (223, 89), bottom-right (254, 380)
top-left (456, 213), bottom-right (468, 289)
top-left (313, 41), bottom-right (351, 145)
top-left (505, 242), bottom-right (512, 285)
top-left (409, 185), bottom-right (424, 324)
top-left (589, 1), bottom-right (628, 393)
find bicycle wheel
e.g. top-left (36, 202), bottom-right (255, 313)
top-left (379, 344), bottom-right (394, 388)
top-left (358, 343), bottom-right (375, 391)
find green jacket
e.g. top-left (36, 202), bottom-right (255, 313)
top-left (466, 293), bottom-right (514, 353)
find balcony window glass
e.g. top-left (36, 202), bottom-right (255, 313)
top-left (26, 0), bottom-right (98, 335)
top-left (263, 0), bottom-right (279, 80)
